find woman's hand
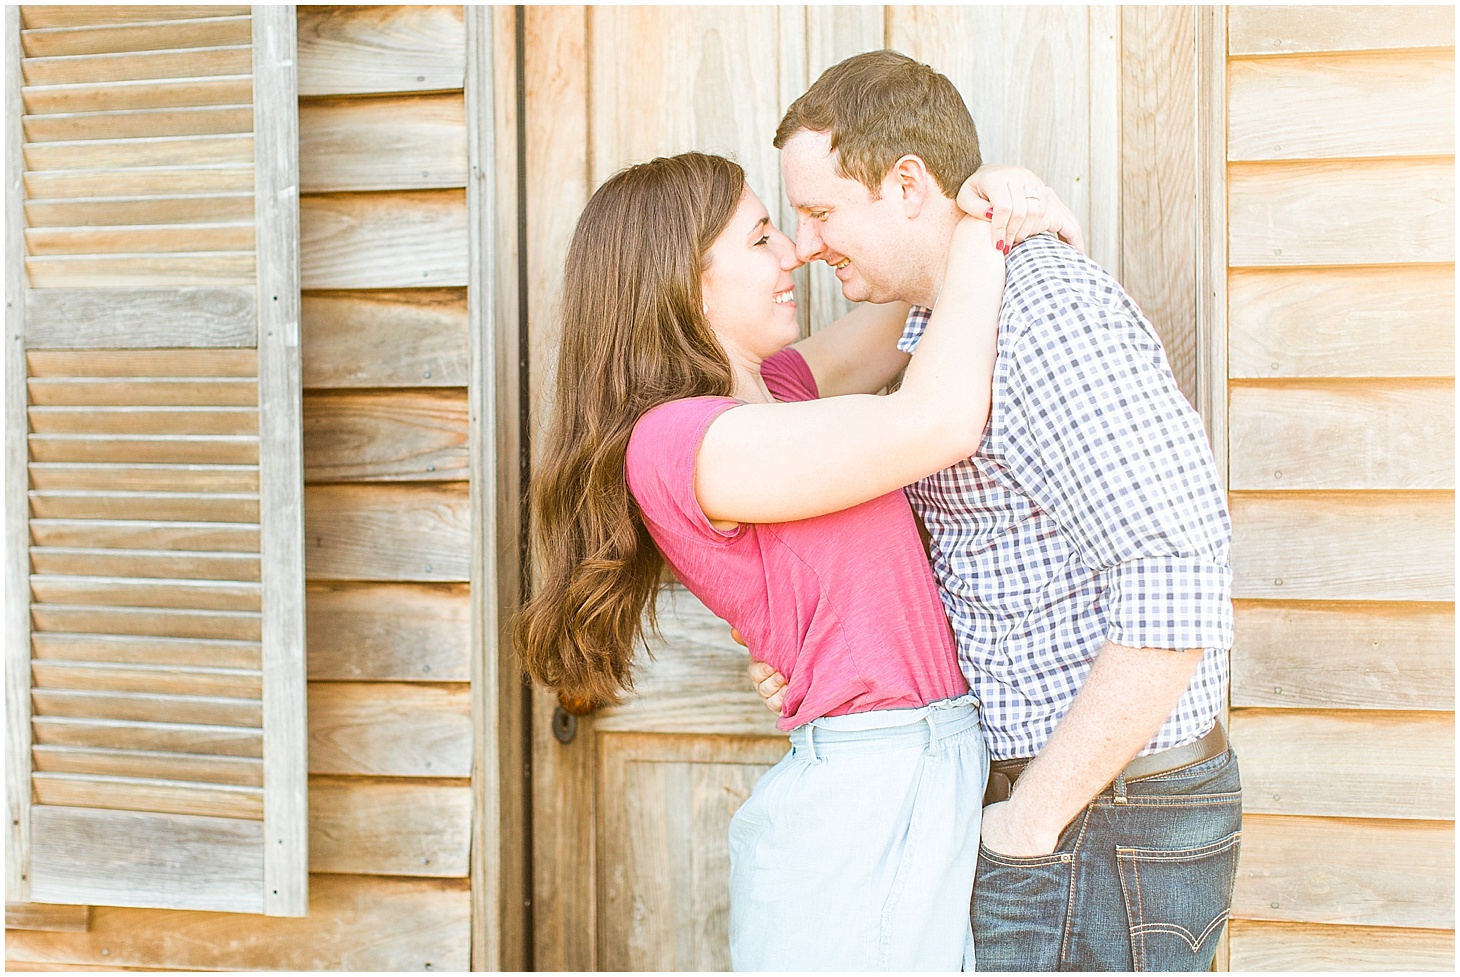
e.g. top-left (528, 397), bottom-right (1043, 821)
top-left (958, 164), bottom-right (1086, 255)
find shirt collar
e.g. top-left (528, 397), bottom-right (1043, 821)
top-left (896, 305), bottom-right (934, 354)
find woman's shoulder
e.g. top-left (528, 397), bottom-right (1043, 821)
top-left (626, 396), bottom-right (739, 479)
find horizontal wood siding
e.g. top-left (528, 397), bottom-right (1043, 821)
top-left (1224, 9), bottom-right (1455, 969)
top-left (6, 5), bottom-right (475, 969)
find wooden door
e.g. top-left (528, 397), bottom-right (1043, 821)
top-left (525, 7), bottom-right (1123, 970)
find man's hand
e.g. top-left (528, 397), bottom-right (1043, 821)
top-left (979, 800), bottom-right (1060, 858)
top-left (747, 658), bottom-right (787, 715)
top-left (957, 165), bottom-right (1086, 255)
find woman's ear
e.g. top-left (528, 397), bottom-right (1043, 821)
top-left (888, 154), bottom-right (932, 219)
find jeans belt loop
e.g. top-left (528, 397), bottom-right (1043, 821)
top-left (804, 723), bottom-right (818, 763)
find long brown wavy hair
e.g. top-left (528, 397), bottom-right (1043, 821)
top-left (514, 152), bottom-right (746, 710)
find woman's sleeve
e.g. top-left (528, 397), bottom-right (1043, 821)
top-left (760, 347), bottom-right (820, 403)
top-left (625, 397), bottom-right (745, 543)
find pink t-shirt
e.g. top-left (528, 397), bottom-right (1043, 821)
top-left (625, 347), bottom-right (967, 731)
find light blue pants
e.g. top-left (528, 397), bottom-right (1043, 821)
top-left (728, 695), bottom-right (987, 971)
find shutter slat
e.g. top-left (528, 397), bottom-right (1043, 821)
top-left (31, 546), bottom-right (261, 581)
top-left (32, 688), bottom-right (261, 726)
top-left (30, 518), bottom-right (259, 551)
top-left (26, 192), bottom-right (255, 227)
top-left (24, 133), bottom-right (254, 171)
top-left (26, 167), bottom-right (254, 199)
top-left (21, 17), bottom-right (254, 59)
top-left (29, 490), bottom-right (259, 520)
top-left (28, 377), bottom-right (257, 405)
top-left (32, 660), bottom-right (262, 697)
top-left (32, 716), bottom-right (262, 757)
top-left (29, 463), bottom-right (259, 491)
top-left (29, 604), bottom-right (262, 641)
top-left (34, 744), bottom-right (262, 786)
top-left (22, 45), bottom-right (254, 86)
top-left (32, 633), bottom-right (260, 669)
top-left (33, 773), bottom-right (263, 820)
top-left (23, 75), bottom-right (254, 115)
top-left (23, 104), bottom-right (255, 142)
top-left (30, 575), bottom-right (262, 612)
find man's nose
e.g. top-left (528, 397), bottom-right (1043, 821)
top-left (794, 220), bottom-right (825, 265)
top-left (774, 230), bottom-right (804, 272)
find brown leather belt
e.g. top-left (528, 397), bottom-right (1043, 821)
top-left (983, 722), bottom-right (1229, 806)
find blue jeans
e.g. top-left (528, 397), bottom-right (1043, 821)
top-left (972, 746), bottom-right (1241, 971)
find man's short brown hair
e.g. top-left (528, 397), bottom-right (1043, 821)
top-left (775, 49), bottom-right (981, 197)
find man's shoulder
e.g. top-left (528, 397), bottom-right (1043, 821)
top-left (1001, 234), bottom-right (1123, 314)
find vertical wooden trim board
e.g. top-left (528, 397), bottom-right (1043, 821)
top-left (466, 6), bottom-right (529, 969)
top-left (1197, 6), bottom-right (1229, 483)
top-left (6, 1), bottom-right (33, 905)
top-left (252, 4), bottom-right (307, 918)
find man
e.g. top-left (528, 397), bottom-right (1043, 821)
top-left (748, 50), bottom-right (1240, 972)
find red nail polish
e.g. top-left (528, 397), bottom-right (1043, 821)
top-left (986, 209), bottom-right (994, 219)
top-left (996, 240), bottom-right (1005, 251)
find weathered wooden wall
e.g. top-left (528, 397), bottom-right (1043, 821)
top-left (1220, 6), bottom-right (1456, 971)
top-left (6, 5), bottom-right (528, 970)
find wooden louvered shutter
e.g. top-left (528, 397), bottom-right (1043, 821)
top-left (5, 6), bottom-right (306, 916)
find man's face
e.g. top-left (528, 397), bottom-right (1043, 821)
top-left (780, 129), bottom-right (915, 305)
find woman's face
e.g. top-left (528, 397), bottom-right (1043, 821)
top-left (701, 188), bottom-right (803, 366)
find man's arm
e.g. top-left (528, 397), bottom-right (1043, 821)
top-left (979, 641), bottom-right (1204, 855)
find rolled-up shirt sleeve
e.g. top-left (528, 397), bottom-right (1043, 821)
top-left (997, 301), bottom-right (1234, 653)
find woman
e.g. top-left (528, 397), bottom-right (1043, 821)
top-left (515, 152), bottom-right (1079, 970)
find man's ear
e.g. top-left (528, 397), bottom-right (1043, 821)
top-left (888, 154), bottom-right (933, 219)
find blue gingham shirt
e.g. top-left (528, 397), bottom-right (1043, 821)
top-left (900, 234), bottom-right (1232, 761)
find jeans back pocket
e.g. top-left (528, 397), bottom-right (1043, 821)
top-left (1115, 829), bottom-right (1241, 972)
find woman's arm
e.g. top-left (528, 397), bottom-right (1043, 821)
top-left (791, 165), bottom-right (1083, 399)
top-left (696, 217), bottom-right (1004, 525)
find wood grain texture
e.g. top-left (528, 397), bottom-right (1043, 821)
top-left (1120, 5), bottom-right (1197, 403)
top-left (22, 133), bottom-right (252, 171)
top-left (522, 4), bottom-right (587, 462)
top-left (303, 482), bottom-right (470, 582)
top-left (21, 7), bottom-right (250, 30)
top-left (3, 874), bottom-right (470, 971)
top-left (1231, 708), bottom-right (1454, 819)
top-left (29, 462), bottom-right (259, 492)
top-left (20, 16), bottom-right (253, 59)
top-left (24, 193), bottom-right (255, 228)
top-left (252, 4), bottom-right (309, 917)
top-left (27, 377), bottom-right (257, 407)
top-left (1233, 814), bottom-right (1454, 929)
top-left (6, 2), bottom-right (32, 904)
top-left (27, 435), bottom-right (259, 466)
top-left (1229, 50), bottom-right (1454, 161)
top-left (29, 806), bottom-right (262, 913)
top-left (597, 733), bottom-right (788, 971)
top-left (22, 106), bottom-right (254, 144)
top-left (595, 587), bottom-right (785, 735)
top-left (301, 288), bottom-right (468, 388)
top-left (299, 190), bottom-right (467, 289)
top-left (25, 286), bottom-right (256, 350)
top-left (32, 746), bottom-right (262, 788)
top-left (307, 682), bottom-right (472, 777)
top-left (27, 491), bottom-right (256, 523)
top-left (1227, 920), bottom-right (1456, 972)
top-left (467, 9), bottom-right (530, 965)
top-left (1228, 266), bottom-right (1454, 378)
top-left (26, 348), bottom-right (257, 378)
top-left (305, 582), bottom-right (469, 681)
top-left (299, 92), bottom-right (466, 193)
top-left (1231, 601), bottom-right (1454, 710)
top-left (1230, 492), bottom-right (1454, 601)
top-left (1229, 159), bottom-right (1454, 267)
top-left (297, 4), bottom-right (466, 96)
top-left (29, 519), bottom-right (259, 552)
top-left (302, 389), bottom-right (468, 482)
top-left (29, 406), bottom-right (257, 436)
top-left (30, 717), bottom-right (261, 758)
top-left (308, 778), bottom-right (470, 877)
top-left (28, 605), bottom-right (261, 642)
top-left (31, 661), bottom-right (261, 698)
top-left (1228, 5), bottom-right (1456, 56)
top-left (25, 253), bottom-right (256, 289)
top-left (30, 688), bottom-right (261, 728)
top-left (21, 46), bottom-right (253, 88)
top-left (1228, 380), bottom-right (1454, 490)
top-left (24, 167), bottom-right (253, 200)
top-left (22, 76), bottom-right (253, 116)
top-left (30, 633), bottom-right (260, 671)
top-left (5, 902), bottom-right (89, 932)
